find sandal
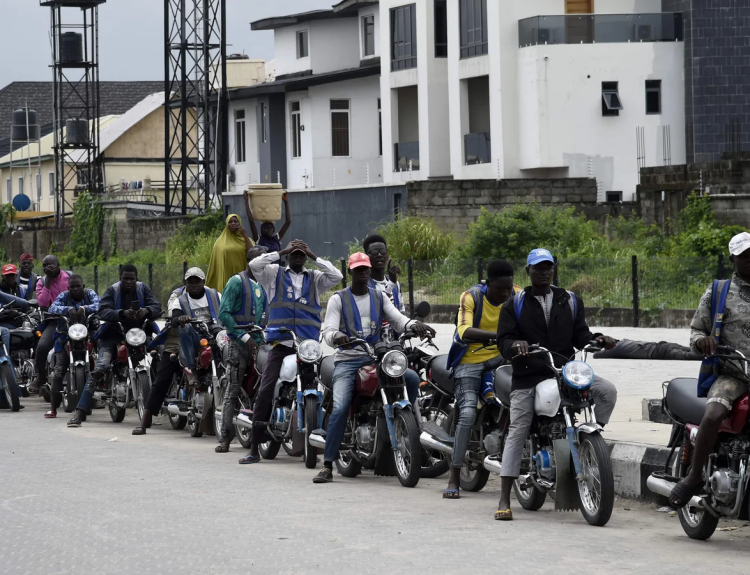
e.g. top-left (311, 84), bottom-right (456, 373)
top-left (132, 426), bottom-right (146, 436)
top-left (215, 443), bottom-right (230, 453)
top-left (669, 479), bottom-right (703, 509)
top-left (238, 454), bottom-right (260, 465)
top-left (44, 411), bottom-right (56, 419)
top-left (67, 417), bottom-right (81, 428)
top-left (443, 488), bottom-right (460, 500)
top-left (494, 508), bottom-right (513, 521)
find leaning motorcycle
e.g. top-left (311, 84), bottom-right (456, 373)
top-left (647, 346), bottom-right (750, 540)
top-left (310, 333), bottom-right (423, 488)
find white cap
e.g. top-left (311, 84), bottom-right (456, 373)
top-left (184, 267), bottom-right (206, 280)
top-left (729, 232), bottom-right (750, 256)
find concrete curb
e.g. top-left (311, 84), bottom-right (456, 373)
top-left (606, 440), bottom-right (675, 503)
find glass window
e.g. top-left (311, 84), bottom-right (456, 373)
top-left (460, 0), bottom-right (488, 58)
top-left (363, 15), bottom-right (375, 57)
top-left (18, 177), bottom-right (23, 197)
top-left (602, 82), bottom-right (623, 117)
top-left (291, 101), bottom-right (302, 158)
top-left (297, 30), bottom-right (309, 59)
top-left (36, 173), bottom-right (42, 201)
top-left (331, 100), bottom-right (350, 157)
top-left (235, 109), bottom-right (246, 163)
top-left (49, 172), bottom-right (54, 197)
top-left (435, 0), bottom-right (448, 57)
top-left (391, 4), bottom-right (417, 71)
top-left (646, 80), bottom-right (662, 115)
top-left (378, 98), bottom-right (382, 156)
top-left (260, 102), bottom-right (267, 143)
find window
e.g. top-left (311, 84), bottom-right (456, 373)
top-left (460, 0), bottom-right (488, 58)
top-left (5, 179), bottom-right (10, 202)
top-left (434, 0), bottom-right (448, 57)
top-left (297, 30), bottom-right (309, 59)
top-left (235, 109), bottom-right (246, 163)
top-left (391, 4), bottom-right (417, 71)
top-left (606, 191), bottom-right (623, 202)
top-left (646, 80), bottom-right (661, 115)
top-left (566, 0), bottom-right (593, 13)
top-left (36, 173), bottom-right (42, 201)
top-left (291, 101), bottom-right (302, 158)
top-left (378, 98), bottom-right (382, 156)
top-left (49, 172), bottom-right (54, 197)
top-left (260, 102), bottom-right (267, 143)
top-left (330, 100), bottom-right (350, 157)
top-left (18, 177), bottom-right (23, 197)
top-left (363, 15), bottom-right (375, 57)
top-left (602, 82), bottom-right (623, 117)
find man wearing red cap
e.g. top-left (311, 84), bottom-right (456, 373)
top-left (0, 265), bottom-right (22, 297)
top-left (18, 254), bottom-right (38, 301)
top-left (312, 252), bottom-right (435, 484)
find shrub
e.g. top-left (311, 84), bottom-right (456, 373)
top-left (350, 216), bottom-right (455, 262)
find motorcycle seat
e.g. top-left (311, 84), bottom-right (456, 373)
top-left (665, 377), bottom-right (705, 426)
top-left (319, 355), bottom-right (335, 390)
top-left (494, 365), bottom-right (513, 406)
top-left (256, 345), bottom-right (272, 374)
top-left (428, 355), bottom-right (454, 396)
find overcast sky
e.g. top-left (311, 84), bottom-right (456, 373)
top-left (0, 0), bottom-right (331, 88)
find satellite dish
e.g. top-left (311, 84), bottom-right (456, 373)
top-left (12, 194), bottom-right (31, 212)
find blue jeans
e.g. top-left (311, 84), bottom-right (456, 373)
top-left (451, 362), bottom-right (486, 469)
top-left (178, 325), bottom-right (203, 369)
top-left (323, 357), bottom-right (420, 463)
top-left (0, 327), bottom-right (18, 407)
top-left (76, 345), bottom-right (115, 414)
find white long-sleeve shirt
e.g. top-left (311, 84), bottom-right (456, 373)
top-left (323, 290), bottom-right (414, 362)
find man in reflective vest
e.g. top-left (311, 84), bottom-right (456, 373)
top-left (239, 240), bottom-right (343, 464)
top-left (312, 252), bottom-right (435, 484)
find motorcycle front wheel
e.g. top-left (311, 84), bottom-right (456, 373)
top-left (135, 371), bottom-right (151, 422)
top-left (109, 403), bottom-right (126, 423)
top-left (1, 363), bottom-right (20, 411)
top-left (213, 376), bottom-right (227, 442)
top-left (259, 439), bottom-right (281, 460)
top-left (303, 396), bottom-right (319, 469)
top-left (393, 409), bottom-right (421, 488)
top-left (577, 432), bottom-right (614, 527)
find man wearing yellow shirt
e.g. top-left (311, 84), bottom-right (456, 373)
top-left (444, 260), bottom-right (519, 499)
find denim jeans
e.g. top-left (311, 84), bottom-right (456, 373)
top-left (323, 357), bottom-right (420, 463)
top-left (76, 345), bottom-right (115, 414)
top-left (450, 362), bottom-right (486, 469)
top-left (221, 339), bottom-right (254, 441)
top-left (178, 325), bottom-right (203, 369)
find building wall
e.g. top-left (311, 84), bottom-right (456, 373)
top-left (105, 108), bottom-right (165, 159)
top-left (274, 26), bottom-right (311, 77)
top-left (310, 18), bottom-right (361, 75)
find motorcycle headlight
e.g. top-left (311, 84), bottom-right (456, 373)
top-left (562, 361), bottom-right (595, 390)
top-left (382, 350), bottom-right (408, 378)
top-left (125, 328), bottom-right (147, 347)
top-left (298, 339), bottom-right (323, 363)
top-left (68, 324), bottom-right (88, 341)
top-left (216, 330), bottom-right (229, 351)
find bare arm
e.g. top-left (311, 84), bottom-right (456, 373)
top-left (278, 193), bottom-right (291, 240)
top-left (244, 193), bottom-right (259, 242)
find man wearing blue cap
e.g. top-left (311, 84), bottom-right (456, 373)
top-left (493, 248), bottom-right (618, 521)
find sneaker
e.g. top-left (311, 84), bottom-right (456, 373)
top-left (313, 467), bottom-right (333, 484)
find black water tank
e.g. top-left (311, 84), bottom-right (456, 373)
top-left (60, 32), bottom-right (84, 64)
top-left (65, 119), bottom-right (89, 145)
top-left (11, 109), bottom-right (39, 141)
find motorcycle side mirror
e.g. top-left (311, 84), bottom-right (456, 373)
top-left (415, 301), bottom-right (431, 319)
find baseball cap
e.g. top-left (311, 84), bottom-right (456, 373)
top-left (2, 264), bottom-right (17, 276)
top-left (19, 253), bottom-right (33, 262)
top-left (184, 267), bottom-right (206, 281)
top-left (729, 232), bottom-right (750, 256)
top-left (527, 248), bottom-right (555, 267)
top-left (348, 252), bottom-right (371, 269)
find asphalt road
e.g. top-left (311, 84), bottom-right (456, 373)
top-left (2, 400), bottom-right (749, 575)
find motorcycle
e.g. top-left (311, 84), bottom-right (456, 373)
top-left (7, 302), bottom-right (41, 399)
top-left (309, 332), bottom-right (423, 488)
top-left (647, 346), bottom-right (750, 540)
top-left (0, 322), bottom-right (21, 411)
top-left (164, 319), bottom-right (223, 438)
top-left (44, 313), bottom-right (97, 413)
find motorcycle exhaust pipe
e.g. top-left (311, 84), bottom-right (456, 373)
top-left (419, 431), bottom-right (454, 456)
top-left (483, 456), bottom-right (503, 474)
top-left (233, 413), bottom-right (253, 430)
top-left (646, 476), bottom-right (704, 509)
top-left (308, 433), bottom-right (327, 449)
top-left (167, 404), bottom-right (190, 418)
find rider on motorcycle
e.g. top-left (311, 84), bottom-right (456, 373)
top-left (45, 274), bottom-right (99, 419)
top-left (132, 267), bottom-right (221, 435)
top-left (312, 252), bottom-right (435, 484)
top-left (214, 247), bottom-right (267, 453)
top-left (494, 248), bottom-right (617, 521)
top-left (669, 232), bottom-right (750, 508)
top-left (442, 259), bottom-right (519, 499)
top-left (68, 265), bottom-right (161, 427)
top-left (240, 240), bottom-right (343, 465)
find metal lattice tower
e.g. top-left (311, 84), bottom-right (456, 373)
top-left (164, 0), bottom-right (227, 215)
top-left (41, 0), bottom-right (105, 227)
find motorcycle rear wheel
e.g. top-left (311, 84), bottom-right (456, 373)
top-left (259, 440), bottom-right (281, 460)
top-left (169, 412), bottom-right (187, 430)
top-left (109, 403), bottom-right (126, 423)
top-left (576, 432), bottom-right (614, 527)
top-left (445, 409), bottom-right (490, 492)
top-left (420, 406), bottom-right (451, 479)
top-left (213, 376), bottom-right (227, 442)
top-left (1, 363), bottom-right (20, 411)
top-left (514, 439), bottom-right (547, 510)
top-left (188, 413), bottom-right (203, 438)
top-left (394, 409), bottom-right (421, 488)
top-left (303, 396), bottom-right (319, 469)
top-left (673, 444), bottom-right (719, 540)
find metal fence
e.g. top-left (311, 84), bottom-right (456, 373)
top-left (72, 255), bottom-right (731, 327)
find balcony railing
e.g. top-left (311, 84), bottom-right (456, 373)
top-left (464, 132), bottom-right (491, 165)
top-left (394, 142), bottom-right (420, 172)
top-left (519, 13), bottom-right (683, 47)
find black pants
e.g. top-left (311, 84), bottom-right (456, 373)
top-left (145, 352), bottom-right (182, 414)
top-left (35, 323), bottom-right (56, 384)
top-left (251, 345), bottom-right (295, 444)
top-left (50, 349), bottom-right (69, 412)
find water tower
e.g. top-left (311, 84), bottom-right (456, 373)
top-left (40, 0), bottom-right (105, 226)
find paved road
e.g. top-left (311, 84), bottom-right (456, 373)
top-left (2, 398), bottom-right (749, 575)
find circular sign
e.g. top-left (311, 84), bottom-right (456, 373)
top-left (12, 194), bottom-right (31, 212)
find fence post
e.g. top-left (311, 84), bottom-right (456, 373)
top-left (408, 259), bottom-right (415, 314)
top-left (340, 259), bottom-right (347, 288)
top-left (148, 263), bottom-right (153, 289)
top-left (718, 253), bottom-right (726, 279)
top-left (183, 261), bottom-right (188, 278)
top-left (553, 257), bottom-right (559, 287)
top-left (477, 258), bottom-right (484, 283)
top-left (632, 255), bottom-right (640, 328)
top-left (94, 265), bottom-right (98, 294)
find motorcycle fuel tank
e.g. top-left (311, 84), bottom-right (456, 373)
top-left (355, 365), bottom-right (379, 398)
top-left (534, 378), bottom-right (561, 417)
top-left (279, 354), bottom-right (298, 382)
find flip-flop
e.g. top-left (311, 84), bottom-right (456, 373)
top-left (132, 427), bottom-right (146, 436)
top-left (44, 411), bottom-right (56, 419)
top-left (494, 508), bottom-right (513, 521)
top-left (669, 479), bottom-right (703, 509)
top-left (238, 454), bottom-right (261, 465)
top-left (443, 488), bottom-right (460, 499)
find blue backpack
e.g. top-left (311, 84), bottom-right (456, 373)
top-left (697, 279), bottom-right (731, 398)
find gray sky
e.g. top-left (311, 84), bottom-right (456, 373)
top-left (0, 0), bottom-right (331, 88)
